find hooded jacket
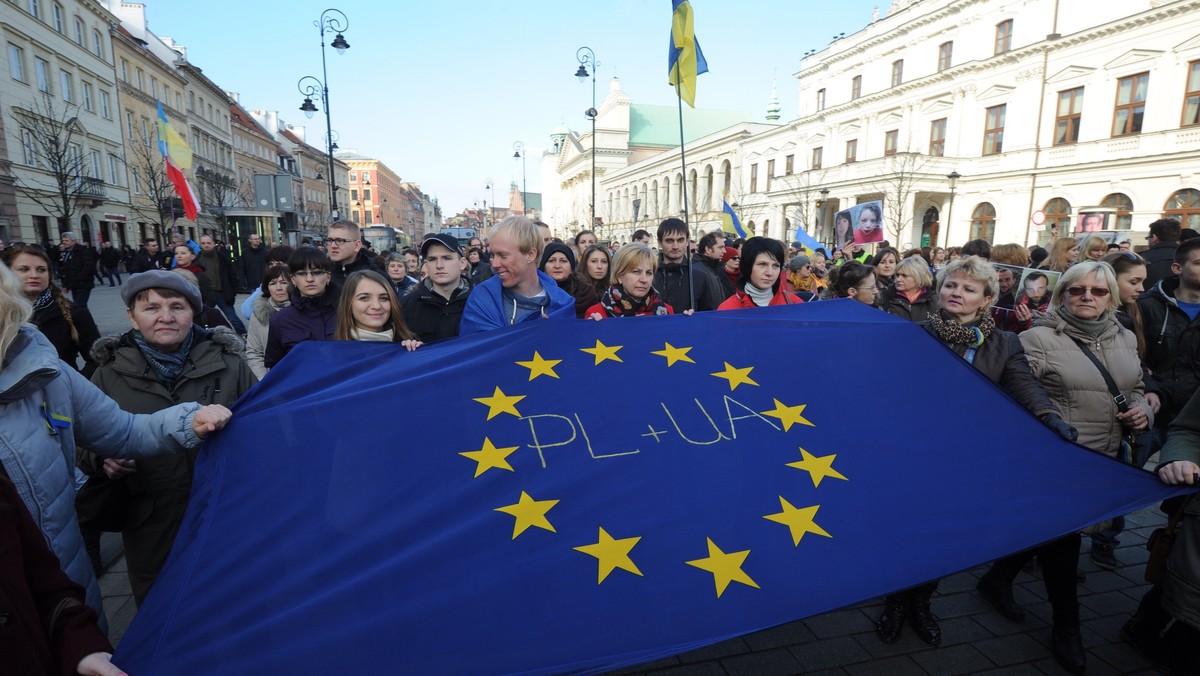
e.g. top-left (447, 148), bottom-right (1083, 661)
top-left (0, 327), bottom-right (204, 621)
top-left (459, 270), bottom-right (575, 335)
top-left (246, 293), bottom-right (288, 379)
top-left (1138, 277), bottom-right (1200, 421)
top-left (264, 288), bottom-right (338, 368)
top-left (1141, 240), bottom-right (1178, 290)
top-left (401, 277), bottom-right (473, 344)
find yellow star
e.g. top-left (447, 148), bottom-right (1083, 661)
top-left (685, 538), bottom-right (760, 598)
top-left (472, 386), bottom-right (525, 420)
top-left (760, 399), bottom-right (815, 431)
top-left (650, 342), bottom-right (695, 367)
top-left (764, 497), bottom-right (833, 546)
top-left (710, 362), bottom-right (759, 391)
top-left (573, 527), bottom-right (644, 583)
top-left (459, 437), bottom-right (520, 478)
top-left (494, 491), bottom-right (559, 539)
top-left (581, 339), bottom-right (624, 365)
top-left (786, 448), bottom-right (848, 488)
top-left (515, 351), bottom-right (561, 381)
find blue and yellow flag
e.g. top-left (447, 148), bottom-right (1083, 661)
top-left (792, 223), bottom-right (824, 255)
top-left (721, 199), bottom-right (746, 238)
top-left (114, 301), bottom-right (1183, 674)
top-left (155, 100), bottom-right (192, 170)
top-left (668, 0), bottom-right (708, 107)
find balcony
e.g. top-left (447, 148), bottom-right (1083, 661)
top-left (77, 177), bottom-right (106, 205)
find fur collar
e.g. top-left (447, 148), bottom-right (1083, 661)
top-left (90, 326), bottom-right (244, 366)
top-left (252, 293), bottom-right (288, 324)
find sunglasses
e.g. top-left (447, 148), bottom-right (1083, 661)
top-left (1065, 286), bottom-right (1110, 297)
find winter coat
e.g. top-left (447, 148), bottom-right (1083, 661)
top-left (470, 260), bottom-right (494, 286)
top-left (197, 249), bottom-right (238, 305)
top-left (98, 245), bottom-right (121, 268)
top-left (1019, 312), bottom-right (1151, 457)
top-left (1138, 277), bottom-right (1200, 422)
top-left (246, 293), bottom-right (288, 379)
top-left (32, 297), bottom-right (100, 375)
top-left (878, 286), bottom-right (935, 324)
top-left (0, 327), bottom-right (204, 622)
top-left (56, 245), bottom-right (94, 291)
top-left (389, 275), bottom-right (419, 300)
top-left (264, 289), bottom-right (338, 368)
top-left (459, 271), bottom-right (575, 335)
top-left (1158, 388), bottom-right (1200, 630)
top-left (130, 248), bottom-right (159, 273)
top-left (653, 259), bottom-right (722, 313)
top-left (717, 286), bottom-right (801, 310)
top-left (921, 320), bottom-right (1058, 418)
top-left (0, 476), bottom-right (111, 676)
top-left (331, 249), bottom-right (380, 290)
top-left (584, 298), bottom-right (676, 318)
top-left (698, 255), bottom-right (736, 301)
top-left (237, 244), bottom-right (267, 292)
top-left (401, 278), bottom-right (472, 344)
top-left (558, 276), bottom-right (600, 319)
top-left (87, 327), bottom-right (255, 604)
top-left (1142, 241), bottom-right (1178, 290)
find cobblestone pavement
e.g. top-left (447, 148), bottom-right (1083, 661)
top-left (85, 284), bottom-right (1169, 674)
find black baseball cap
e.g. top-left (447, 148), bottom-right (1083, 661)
top-left (420, 233), bottom-right (460, 258)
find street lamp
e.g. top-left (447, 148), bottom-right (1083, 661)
top-left (485, 179), bottom-right (494, 230)
top-left (295, 8), bottom-right (350, 223)
top-left (513, 141), bottom-right (527, 215)
top-left (575, 46), bottom-right (599, 230)
top-left (818, 187), bottom-right (830, 244)
top-left (944, 171), bottom-right (961, 248)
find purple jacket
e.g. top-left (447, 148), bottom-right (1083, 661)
top-left (264, 289), bottom-right (337, 368)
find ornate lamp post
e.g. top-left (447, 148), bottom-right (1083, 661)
top-left (944, 171), bottom-right (961, 248)
top-left (485, 179), bottom-right (494, 231)
top-left (575, 46), bottom-right (599, 230)
top-left (296, 8), bottom-right (350, 223)
top-left (512, 142), bottom-right (527, 215)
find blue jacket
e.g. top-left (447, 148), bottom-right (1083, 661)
top-left (0, 326), bottom-right (203, 622)
top-left (459, 270), bottom-right (575, 335)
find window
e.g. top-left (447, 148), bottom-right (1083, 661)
top-left (20, 129), bottom-right (36, 165)
top-left (135, 68), bottom-right (143, 90)
top-left (119, 59), bottom-right (127, 82)
top-left (51, 2), bottom-right (63, 32)
top-left (132, 167), bottom-right (141, 195)
top-left (1044, 198), bottom-right (1072, 233)
top-left (1055, 87), bottom-right (1084, 145)
top-left (207, 103), bottom-right (213, 121)
top-left (351, 188), bottom-right (358, 200)
top-left (99, 90), bottom-right (109, 118)
top-left (73, 18), bottom-right (83, 46)
top-left (175, 92), bottom-right (182, 110)
top-left (81, 81), bottom-right (92, 111)
top-left (151, 77), bottom-right (158, 99)
top-left (970, 203), bottom-right (996, 240)
top-left (188, 91), bottom-right (195, 111)
top-left (884, 130), bottom-right (899, 155)
top-left (816, 88), bottom-right (825, 111)
top-left (929, 118), bottom-right (947, 156)
top-left (995, 20), bottom-right (1013, 55)
top-left (34, 57), bottom-right (49, 92)
top-left (108, 154), bottom-right (120, 185)
top-left (1113, 72), bottom-right (1148, 136)
top-left (983, 104), bottom-right (1006, 155)
top-left (1182, 61), bottom-right (1200, 127)
top-left (749, 163), bottom-right (758, 192)
top-left (91, 30), bottom-right (102, 58)
top-left (891, 60), bottom-right (903, 87)
top-left (364, 189), bottom-right (372, 202)
top-left (364, 211), bottom-right (373, 224)
top-left (125, 111), bottom-right (134, 140)
top-left (765, 159), bottom-right (775, 191)
top-left (140, 117), bottom-right (149, 146)
top-left (845, 139), bottom-right (858, 163)
top-left (8, 44), bottom-right (25, 82)
top-left (938, 41), bottom-right (953, 72)
top-left (851, 75), bottom-right (862, 100)
top-left (1164, 188), bottom-right (1200, 229)
top-left (349, 171), bottom-right (357, 181)
top-left (811, 147), bottom-right (823, 170)
top-left (88, 149), bottom-right (100, 179)
top-left (1101, 193), bottom-right (1133, 230)
top-left (785, 154), bottom-right (794, 175)
top-left (351, 210), bottom-right (360, 224)
top-left (58, 69), bottom-right (72, 101)
top-left (28, 0), bottom-right (41, 20)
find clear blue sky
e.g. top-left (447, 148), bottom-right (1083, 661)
top-left (144, 1), bottom-right (885, 216)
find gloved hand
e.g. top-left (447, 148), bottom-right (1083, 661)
top-left (1041, 412), bottom-right (1078, 442)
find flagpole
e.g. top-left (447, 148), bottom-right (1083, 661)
top-left (675, 66), bottom-right (695, 313)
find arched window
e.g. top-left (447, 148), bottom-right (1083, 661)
top-left (1044, 197), bottom-right (1072, 234)
top-left (970, 202), bottom-right (996, 241)
top-left (1100, 193), bottom-right (1133, 230)
top-left (1164, 189), bottom-right (1200, 229)
top-left (720, 160), bottom-right (732, 197)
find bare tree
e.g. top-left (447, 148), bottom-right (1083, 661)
top-left (774, 167), bottom-right (829, 245)
top-left (124, 128), bottom-right (178, 245)
top-left (9, 93), bottom-right (93, 232)
top-left (865, 150), bottom-right (931, 245)
top-left (196, 169), bottom-right (241, 241)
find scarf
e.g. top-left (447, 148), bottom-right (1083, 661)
top-left (928, 309), bottom-right (994, 348)
top-left (351, 327), bottom-right (395, 342)
top-left (744, 283), bottom-right (774, 307)
top-left (1055, 307), bottom-right (1112, 339)
top-left (132, 326), bottom-right (202, 390)
top-left (598, 283), bottom-right (669, 317)
top-left (30, 289), bottom-right (55, 312)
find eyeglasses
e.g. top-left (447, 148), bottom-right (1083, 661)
top-left (291, 270), bottom-right (329, 279)
top-left (323, 238), bottom-right (354, 247)
top-left (1065, 286), bottom-right (1110, 297)
top-left (855, 285), bottom-right (877, 293)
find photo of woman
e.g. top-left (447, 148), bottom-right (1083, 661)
top-left (834, 210), bottom-right (853, 249)
top-left (853, 201), bottom-right (885, 245)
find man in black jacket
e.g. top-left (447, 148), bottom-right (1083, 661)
top-left (130, 239), bottom-right (162, 273)
top-left (237, 233), bottom-right (267, 292)
top-left (401, 233), bottom-right (471, 343)
top-left (653, 219), bottom-right (721, 312)
top-left (1139, 237), bottom-right (1200, 429)
top-left (697, 231), bottom-right (735, 301)
top-left (197, 235), bottom-right (245, 333)
top-left (98, 241), bottom-right (122, 286)
top-left (1143, 218), bottom-right (1181, 290)
top-left (325, 221), bottom-right (379, 289)
top-left (57, 232), bottom-right (96, 309)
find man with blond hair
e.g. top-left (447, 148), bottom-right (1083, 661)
top-left (324, 220), bottom-right (378, 288)
top-left (460, 216), bottom-right (573, 334)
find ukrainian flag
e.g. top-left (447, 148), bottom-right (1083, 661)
top-left (156, 100), bottom-right (192, 170)
top-left (721, 200), bottom-right (746, 238)
top-left (793, 225), bottom-right (824, 255)
top-left (668, 0), bottom-right (708, 108)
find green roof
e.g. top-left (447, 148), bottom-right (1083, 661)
top-left (522, 192), bottom-right (542, 210)
top-left (628, 104), bottom-right (752, 147)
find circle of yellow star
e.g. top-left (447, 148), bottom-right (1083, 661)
top-left (760, 399), bottom-right (815, 431)
top-left (710, 362), bottom-right (759, 391)
top-left (763, 497), bottom-right (832, 546)
top-left (685, 538), bottom-right (760, 598)
top-left (494, 491), bottom-right (559, 539)
top-left (580, 339), bottom-right (624, 365)
top-left (459, 437), bottom-right (520, 478)
top-left (573, 527), bottom-right (644, 584)
top-left (515, 352), bottom-right (562, 381)
top-left (650, 342), bottom-right (695, 367)
top-left (786, 448), bottom-right (848, 488)
top-left (473, 386), bottom-right (525, 420)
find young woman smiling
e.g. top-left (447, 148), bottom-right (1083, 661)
top-left (334, 270), bottom-right (421, 350)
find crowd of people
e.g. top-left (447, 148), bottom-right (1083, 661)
top-left (0, 213), bottom-right (1198, 674)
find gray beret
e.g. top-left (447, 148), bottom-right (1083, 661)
top-left (120, 270), bottom-right (203, 314)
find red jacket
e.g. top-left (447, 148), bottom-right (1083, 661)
top-left (717, 287), bottom-right (802, 310)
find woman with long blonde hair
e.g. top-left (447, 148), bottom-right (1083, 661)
top-left (1039, 237), bottom-right (1080, 273)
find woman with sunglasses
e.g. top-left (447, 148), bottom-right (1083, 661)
top-left (976, 260), bottom-right (1150, 674)
top-left (264, 248), bottom-right (338, 368)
